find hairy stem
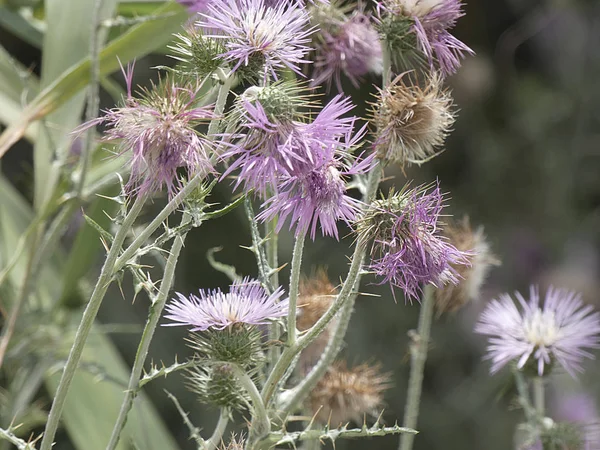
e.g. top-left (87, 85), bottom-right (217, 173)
top-left (106, 213), bottom-right (192, 450)
top-left (399, 284), bottom-right (435, 450)
top-left (40, 193), bottom-right (148, 450)
top-left (287, 232), bottom-right (305, 346)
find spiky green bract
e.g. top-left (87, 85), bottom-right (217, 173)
top-left (186, 326), bottom-right (265, 369)
top-left (377, 14), bottom-right (424, 73)
top-left (169, 26), bottom-right (227, 79)
top-left (186, 364), bottom-right (250, 411)
top-left (227, 80), bottom-right (315, 131)
top-left (539, 422), bottom-right (585, 450)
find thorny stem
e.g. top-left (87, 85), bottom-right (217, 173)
top-left (165, 390), bottom-right (204, 448)
top-left (287, 232), bottom-right (306, 346)
top-left (206, 407), bottom-right (230, 450)
top-left (260, 164), bottom-right (382, 410)
top-left (39, 192), bottom-right (148, 450)
top-left (514, 369), bottom-right (536, 423)
top-left (244, 198), bottom-right (273, 292)
top-left (399, 284), bottom-right (435, 450)
top-left (106, 213), bottom-right (192, 450)
top-left (266, 217), bottom-right (281, 370)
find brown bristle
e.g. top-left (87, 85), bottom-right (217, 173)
top-left (309, 360), bottom-right (391, 426)
top-left (435, 217), bottom-right (499, 315)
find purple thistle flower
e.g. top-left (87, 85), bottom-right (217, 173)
top-left (163, 277), bottom-right (290, 331)
top-left (359, 182), bottom-right (472, 301)
top-left (377, 0), bottom-right (473, 76)
top-left (412, 0), bottom-right (474, 75)
top-left (197, 0), bottom-right (315, 81)
top-left (222, 94), bottom-right (357, 196)
top-left (75, 63), bottom-right (214, 197)
top-left (312, 11), bottom-right (383, 91)
top-left (475, 286), bottom-right (600, 377)
top-left (258, 149), bottom-right (374, 240)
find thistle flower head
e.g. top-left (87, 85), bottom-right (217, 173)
top-left (434, 217), bottom-right (499, 314)
top-left (198, 0), bottom-right (315, 81)
top-left (77, 67), bottom-right (214, 197)
top-left (258, 149), bottom-right (373, 240)
top-left (222, 94), bottom-right (358, 197)
top-left (163, 277), bottom-right (289, 331)
top-left (312, 6), bottom-right (383, 91)
top-left (371, 72), bottom-right (454, 167)
top-left (356, 182), bottom-right (472, 301)
top-left (377, 0), bottom-right (473, 75)
top-left (309, 360), bottom-right (391, 426)
top-left (475, 286), bottom-right (600, 377)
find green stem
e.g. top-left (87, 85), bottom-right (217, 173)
top-left (261, 165), bottom-right (382, 408)
top-left (287, 232), bottom-right (305, 346)
top-left (229, 365), bottom-right (270, 445)
top-left (106, 213), bottom-right (192, 450)
top-left (533, 376), bottom-right (545, 417)
top-left (39, 192), bottom-right (148, 450)
top-left (206, 407), bottom-right (230, 450)
top-left (279, 164), bottom-right (383, 415)
top-left (399, 284), bottom-right (435, 450)
top-left (513, 369), bottom-right (536, 423)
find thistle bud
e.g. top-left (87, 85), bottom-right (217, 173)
top-left (371, 73), bottom-right (454, 167)
top-left (219, 435), bottom-right (246, 450)
top-left (308, 360), bottom-right (391, 426)
top-left (186, 326), bottom-right (265, 369)
top-left (186, 364), bottom-right (250, 411)
top-left (434, 217), bottom-right (499, 315)
top-left (297, 270), bottom-right (338, 374)
top-left (169, 26), bottom-right (227, 79)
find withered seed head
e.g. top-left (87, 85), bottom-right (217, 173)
top-left (297, 269), bottom-right (338, 374)
top-left (309, 360), bottom-right (391, 426)
top-left (435, 217), bottom-right (499, 314)
top-left (371, 72), bottom-right (455, 167)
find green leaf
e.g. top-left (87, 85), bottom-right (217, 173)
top-left (33, 0), bottom-right (120, 211)
top-left (0, 6), bottom-right (44, 48)
top-left (0, 2), bottom-right (188, 161)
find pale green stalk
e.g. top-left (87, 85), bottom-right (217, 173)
top-left (399, 284), bottom-right (435, 450)
top-left (260, 165), bottom-right (382, 408)
top-left (533, 376), bottom-right (545, 417)
top-left (106, 213), bottom-right (192, 450)
top-left (206, 407), bottom-right (230, 450)
top-left (39, 192), bottom-right (148, 450)
top-left (229, 365), bottom-right (270, 446)
top-left (279, 165), bottom-right (382, 415)
top-left (287, 232), bottom-right (306, 346)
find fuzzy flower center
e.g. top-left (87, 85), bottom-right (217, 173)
top-left (523, 309), bottom-right (560, 347)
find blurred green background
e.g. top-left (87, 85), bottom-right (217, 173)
top-left (1, 1), bottom-right (599, 449)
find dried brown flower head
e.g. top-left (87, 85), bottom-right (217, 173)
top-left (435, 217), bottom-right (499, 314)
top-left (309, 360), bottom-right (391, 426)
top-left (297, 270), bottom-right (338, 374)
top-left (371, 72), bottom-right (455, 167)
